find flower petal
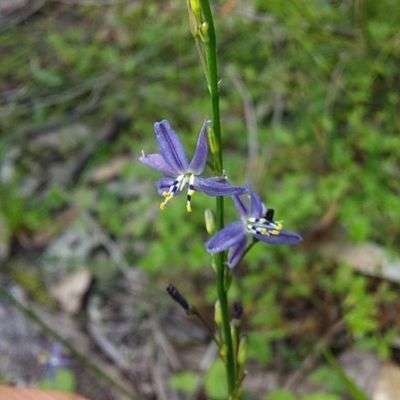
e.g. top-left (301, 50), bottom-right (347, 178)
top-left (195, 177), bottom-right (247, 196)
top-left (255, 230), bottom-right (302, 245)
top-left (155, 177), bottom-right (179, 195)
top-left (227, 235), bottom-right (248, 268)
top-left (205, 221), bottom-right (246, 253)
top-left (231, 194), bottom-right (248, 219)
top-left (189, 120), bottom-right (208, 175)
top-left (154, 120), bottom-right (189, 173)
top-left (246, 181), bottom-right (264, 217)
top-left (140, 153), bottom-right (179, 176)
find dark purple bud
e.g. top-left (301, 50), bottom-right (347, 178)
top-left (264, 208), bottom-right (275, 221)
top-left (166, 284), bottom-right (190, 311)
top-left (233, 301), bottom-right (243, 320)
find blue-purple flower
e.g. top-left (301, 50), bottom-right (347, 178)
top-left (140, 120), bottom-right (247, 212)
top-left (205, 182), bottom-right (302, 267)
top-left (39, 342), bottom-right (73, 380)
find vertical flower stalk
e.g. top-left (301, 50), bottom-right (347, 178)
top-left (193, 0), bottom-right (236, 395)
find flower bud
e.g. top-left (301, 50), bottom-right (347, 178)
top-left (200, 22), bottom-right (209, 42)
top-left (166, 284), bottom-right (191, 312)
top-left (233, 301), bottom-right (243, 320)
top-left (187, 0), bottom-right (203, 37)
top-left (206, 123), bottom-right (220, 157)
top-left (219, 344), bottom-right (228, 362)
top-left (232, 301), bottom-right (243, 329)
top-left (205, 208), bottom-right (216, 236)
top-left (237, 335), bottom-right (248, 367)
top-left (190, 0), bottom-right (201, 22)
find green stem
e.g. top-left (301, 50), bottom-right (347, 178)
top-left (200, 2), bottom-right (223, 174)
top-left (192, 307), bottom-right (220, 346)
top-left (199, 0), bottom-right (236, 395)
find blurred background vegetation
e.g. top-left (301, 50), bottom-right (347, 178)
top-left (1, 0), bottom-right (400, 398)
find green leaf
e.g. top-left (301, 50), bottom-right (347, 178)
top-left (264, 389), bottom-right (296, 400)
top-left (205, 360), bottom-right (228, 399)
top-left (38, 369), bottom-right (76, 392)
top-left (169, 371), bottom-right (198, 394)
top-left (30, 59), bottom-right (64, 86)
top-left (302, 393), bottom-right (340, 400)
top-left (323, 348), bottom-right (369, 400)
top-left (309, 366), bottom-right (343, 394)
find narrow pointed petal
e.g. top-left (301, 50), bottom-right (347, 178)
top-left (255, 230), bottom-right (302, 245)
top-left (155, 177), bottom-right (178, 195)
top-left (51, 342), bottom-right (63, 359)
top-left (195, 177), bottom-right (247, 196)
top-left (246, 181), bottom-right (263, 217)
top-left (207, 175), bottom-right (229, 183)
top-left (140, 153), bottom-right (179, 176)
top-left (154, 120), bottom-right (189, 173)
top-left (231, 194), bottom-right (248, 219)
top-left (189, 120), bottom-right (208, 175)
top-left (227, 236), bottom-right (248, 268)
top-left (205, 221), bottom-right (246, 253)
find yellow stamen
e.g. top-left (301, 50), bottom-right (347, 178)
top-left (38, 351), bottom-right (49, 364)
top-left (185, 174), bottom-right (195, 213)
top-left (160, 191), bottom-right (174, 210)
top-left (275, 221), bottom-right (284, 229)
top-left (158, 174), bottom-right (195, 212)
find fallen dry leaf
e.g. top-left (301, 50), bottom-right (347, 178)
top-left (88, 155), bottom-right (131, 183)
top-left (320, 241), bottom-right (400, 283)
top-left (51, 269), bottom-right (92, 314)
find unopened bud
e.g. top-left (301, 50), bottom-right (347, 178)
top-left (219, 344), bottom-right (228, 361)
top-left (237, 335), bottom-right (248, 367)
top-left (190, 0), bottom-right (201, 22)
top-left (187, 0), bottom-right (202, 37)
top-left (206, 124), bottom-right (220, 156)
top-left (233, 301), bottom-right (243, 320)
top-left (199, 22), bottom-right (209, 42)
top-left (232, 301), bottom-right (243, 329)
top-left (166, 284), bottom-right (191, 312)
top-left (205, 208), bottom-right (216, 235)
top-left (214, 300), bottom-right (222, 327)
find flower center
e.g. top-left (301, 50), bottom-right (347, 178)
top-left (246, 217), bottom-right (283, 236)
top-left (160, 173), bottom-right (196, 212)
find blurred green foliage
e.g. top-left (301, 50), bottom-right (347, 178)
top-left (38, 368), bottom-right (77, 393)
top-left (169, 371), bottom-right (199, 396)
top-left (265, 390), bottom-right (341, 400)
top-left (205, 359), bottom-right (228, 399)
top-left (1, 0), bottom-right (400, 397)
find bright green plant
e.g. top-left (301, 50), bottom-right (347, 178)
top-left (139, 1), bottom-right (302, 398)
